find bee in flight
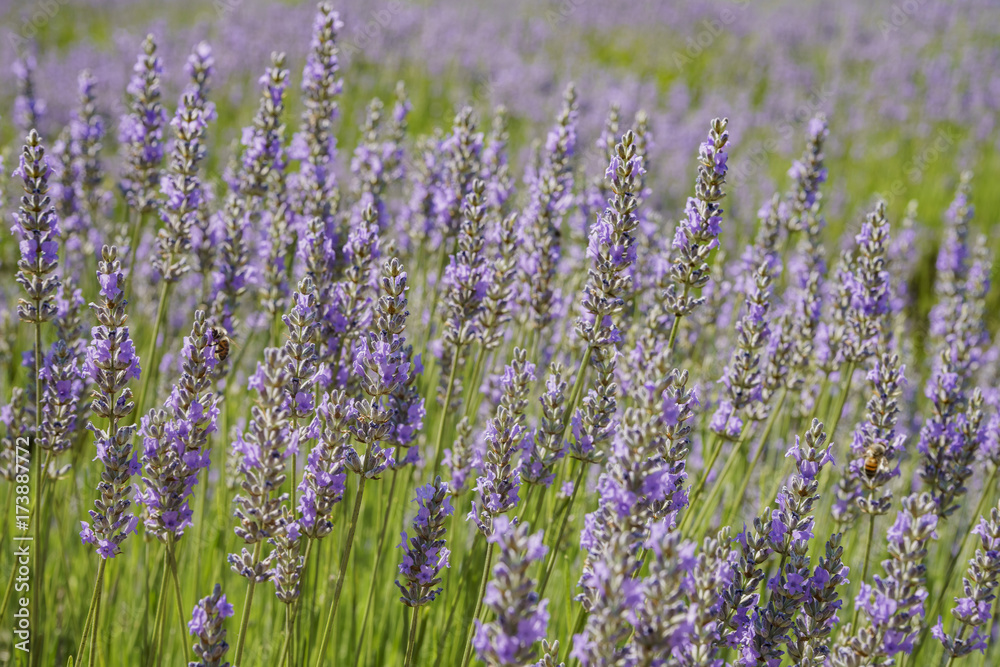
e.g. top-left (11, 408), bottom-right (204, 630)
top-left (210, 326), bottom-right (231, 362)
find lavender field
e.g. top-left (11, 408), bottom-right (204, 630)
top-left (1, 0), bottom-right (1000, 665)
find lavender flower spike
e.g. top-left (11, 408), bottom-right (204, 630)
top-left (80, 246), bottom-right (141, 559)
top-left (933, 499), bottom-right (1000, 659)
top-left (473, 517), bottom-right (550, 666)
top-left (664, 117), bottom-right (729, 321)
top-left (189, 583), bottom-right (235, 667)
top-left (832, 493), bottom-right (938, 664)
top-left (118, 34), bottom-right (166, 213)
top-left (396, 477), bottom-right (453, 607)
top-left (229, 348), bottom-right (293, 582)
top-left (13, 130), bottom-right (61, 325)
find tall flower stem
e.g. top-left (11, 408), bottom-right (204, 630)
top-left (352, 470), bottom-right (400, 667)
top-left (136, 278), bottom-right (174, 418)
top-left (680, 432), bottom-right (721, 527)
top-left (150, 548), bottom-right (170, 667)
top-left (723, 388), bottom-right (788, 525)
top-left (538, 463), bottom-right (587, 597)
top-left (851, 514), bottom-right (876, 627)
top-left (690, 423), bottom-right (754, 535)
top-left (125, 208), bottom-right (142, 293)
top-left (404, 606), bottom-right (420, 667)
top-left (315, 450), bottom-right (371, 667)
top-left (432, 352), bottom-right (462, 476)
top-left (562, 347), bottom-right (593, 433)
top-left (89, 575), bottom-right (103, 667)
top-left (460, 541), bottom-right (496, 667)
top-left (166, 537), bottom-right (191, 663)
top-left (75, 559), bottom-right (106, 666)
top-left (666, 310), bottom-right (685, 356)
top-left (232, 540), bottom-right (263, 667)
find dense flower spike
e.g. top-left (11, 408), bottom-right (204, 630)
top-left (297, 391), bottom-right (349, 539)
top-left (188, 584), bottom-right (235, 667)
top-left (663, 118), bottom-right (729, 319)
top-left (522, 363), bottom-right (567, 486)
top-left (13, 130), bottom-right (61, 325)
top-left (785, 114), bottom-right (828, 233)
top-left (713, 260), bottom-right (772, 433)
top-left (439, 178), bottom-right (489, 403)
top-left (229, 347), bottom-right (293, 581)
top-left (521, 83), bottom-right (577, 332)
top-left (929, 171), bottom-right (974, 340)
top-left (838, 351), bottom-right (906, 521)
top-left (138, 311), bottom-right (219, 539)
top-left (833, 493), bottom-right (938, 664)
top-left (933, 500), bottom-right (1000, 659)
top-left (210, 52), bottom-right (289, 334)
top-left (787, 533), bottom-right (849, 667)
top-left (843, 201), bottom-right (892, 363)
top-left (396, 477), bottom-right (453, 607)
top-left (345, 256), bottom-right (409, 477)
top-left (119, 34), bottom-right (166, 213)
top-left (155, 90), bottom-right (208, 282)
top-left (291, 2), bottom-right (342, 234)
top-left (13, 52), bottom-right (45, 134)
top-left (474, 517), bottom-right (549, 665)
top-left (80, 246), bottom-right (141, 559)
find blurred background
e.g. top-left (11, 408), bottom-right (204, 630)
top-left (1, 0), bottom-right (999, 306)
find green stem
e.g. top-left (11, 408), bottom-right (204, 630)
top-left (562, 347), bottom-right (593, 434)
top-left (825, 361), bottom-right (856, 441)
top-left (136, 279), bottom-right (174, 420)
top-left (688, 423), bottom-right (753, 534)
top-left (314, 466), bottom-right (369, 667)
top-left (460, 541), bottom-right (495, 667)
top-left (431, 351), bottom-right (462, 476)
top-left (352, 470), bottom-right (400, 667)
top-left (126, 208), bottom-right (143, 294)
top-left (166, 537), bottom-right (192, 664)
top-left (723, 388), bottom-right (788, 526)
top-left (666, 313), bottom-right (683, 357)
top-left (539, 464), bottom-right (588, 597)
top-left (279, 605), bottom-right (294, 667)
top-left (404, 606), bottom-right (420, 667)
top-left (88, 569), bottom-right (103, 667)
top-left (232, 540), bottom-right (264, 667)
top-left (151, 547), bottom-right (170, 667)
top-left (437, 532), bottom-right (483, 662)
top-left (75, 559), bottom-right (106, 666)
top-left (679, 432), bottom-right (721, 530)
top-left (852, 513), bottom-right (876, 628)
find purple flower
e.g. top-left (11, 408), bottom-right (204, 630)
top-left (474, 518), bottom-right (550, 666)
top-left (396, 477), bottom-right (453, 607)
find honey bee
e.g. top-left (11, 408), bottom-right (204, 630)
top-left (863, 445), bottom-right (885, 479)
top-left (863, 455), bottom-right (880, 478)
top-left (210, 326), bottom-right (231, 362)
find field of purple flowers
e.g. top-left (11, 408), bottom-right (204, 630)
top-left (1, 1), bottom-right (1000, 666)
